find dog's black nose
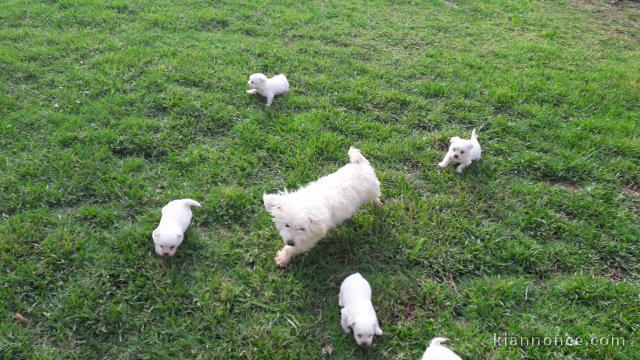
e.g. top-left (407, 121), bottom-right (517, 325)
top-left (453, 155), bottom-right (458, 159)
top-left (286, 240), bottom-right (295, 246)
top-left (163, 252), bottom-right (170, 256)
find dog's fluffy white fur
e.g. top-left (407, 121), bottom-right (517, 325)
top-left (152, 199), bottom-right (201, 256)
top-left (421, 337), bottom-right (462, 360)
top-left (263, 147), bottom-right (381, 267)
top-left (438, 128), bottom-right (481, 173)
top-left (246, 73), bottom-right (289, 106)
top-left (339, 273), bottom-right (383, 346)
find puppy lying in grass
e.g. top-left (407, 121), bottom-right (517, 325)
top-left (438, 128), bottom-right (481, 173)
top-left (339, 273), bottom-right (383, 346)
top-left (421, 337), bottom-right (462, 360)
top-left (246, 73), bottom-right (289, 106)
top-left (152, 199), bottom-right (201, 256)
top-left (263, 147), bottom-right (382, 268)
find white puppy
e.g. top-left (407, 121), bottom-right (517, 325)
top-left (246, 73), bottom-right (289, 106)
top-left (339, 273), bottom-right (383, 346)
top-left (263, 147), bottom-right (381, 268)
top-left (438, 128), bottom-right (481, 173)
top-left (422, 337), bottom-right (462, 360)
top-left (152, 199), bottom-right (201, 256)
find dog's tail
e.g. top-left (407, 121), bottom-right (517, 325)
top-left (179, 199), bottom-right (202, 208)
top-left (348, 147), bottom-right (369, 165)
top-left (471, 128), bottom-right (478, 140)
top-left (429, 337), bottom-right (449, 346)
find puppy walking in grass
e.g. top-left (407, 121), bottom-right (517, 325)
top-left (339, 273), bottom-right (383, 346)
top-left (152, 199), bottom-right (201, 256)
top-left (263, 147), bottom-right (382, 268)
top-left (421, 337), bottom-right (462, 360)
top-left (438, 129), bottom-right (481, 173)
top-left (246, 73), bottom-right (289, 106)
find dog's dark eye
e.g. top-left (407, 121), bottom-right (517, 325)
top-left (285, 224), bottom-right (290, 228)
top-left (170, 246), bottom-right (175, 250)
top-left (357, 334), bottom-right (362, 338)
top-left (299, 227), bottom-right (305, 232)
top-left (453, 148), bottom-right (457, 151)
top-left (461, 150), bottom-right (465, 154)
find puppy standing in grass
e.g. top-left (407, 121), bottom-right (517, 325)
top-left (421, 337), bottom-right (462, 360)
top-left (152, 199), bottom-right (201, 256)
top-left (339, 273), bottom-right (383, 346)
top-left (263, 147), bottom-right (382, 268)
top-left (438, 129), bottom-right (481, 173)
top-left (246, 73), bottom-right (289, 106)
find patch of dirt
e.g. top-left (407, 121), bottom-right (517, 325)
top-left (404, 158), bottom-right (423, 173)
top-left (444, 0), bottom-right (458, 8)
top-left (573, 0), bottom-right (640, 41)
top-left (622, 186), bottom-right (639, 198)
top-left (604, 268), bottom-right (623, 282)
top-left (549, 181), bottom-right (582, 191)
top-left (574, 0), bottom-right (599, 11)
top-left (400, 302), bottom-right (417, 322)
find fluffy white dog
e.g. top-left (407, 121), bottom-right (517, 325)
top-left (339, 273), bottom-right (383, 346)
top-left (438, 128), bottom-right (481, 173)
top-left (246, 73), bottom-right (289, 106)
top-left (421, 337), bottom-right (462, 360)
top-left (152, 199), bottom-right (201, 256)
top-left (263, 147), bottom-right (381, 268)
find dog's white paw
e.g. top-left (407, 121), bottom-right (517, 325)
top-left (438, 162), bottom-right (447, 168)
top-left (275, 249), bottom-right (290, 268)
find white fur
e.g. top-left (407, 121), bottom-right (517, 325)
top-left (246, 73), bottom-right (289, 106)
top-left (263, 147), bottom-right (382, 267)
top-left (339, 273), bottom-right (383, 346)
top-left (152, 199), bottom-right (201, 256)
top-left (438, 128), bottom-right (481, 173)
top-left (421, 337), bottom-right (462, 360)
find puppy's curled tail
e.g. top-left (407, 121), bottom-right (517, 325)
top-left (180, 199), bottom-right (202, 208)
top-left (471, 128), bottom-right (478, 140)
top-left (348, 147), bottom-right (369, 165)
top-left (429, 337), bottom-right (450, 346)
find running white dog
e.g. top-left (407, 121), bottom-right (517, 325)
top-left (246, 73), bottom-right (289, 106)
top-left (438, 129), bottom-right (481, 173)
top-left (339, 273), bottom-right (383, 346)
top-left (421, 337), bottom-right (462, 360)
top-left (263, 147), bottom-right (381, 267)
top-left (152, 199), bottom-right (201, 256)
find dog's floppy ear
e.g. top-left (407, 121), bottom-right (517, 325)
top-left (449, 136), bottom-right (461, 143)
top-left (374, 322), bottom-right (383, 336)
top-left (464, 142), bottom-right (474, 150)
top-left (306, 210), bottom-right (327, 237)
top-left (340, 308), bottom-right (350, 325)
top-left (263, 193), bottom-right (281, 214)
top-left (152, 229), bottom-right (160, 241)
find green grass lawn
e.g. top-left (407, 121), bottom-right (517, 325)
top-left (1, 0), bottom-right (639, 358)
